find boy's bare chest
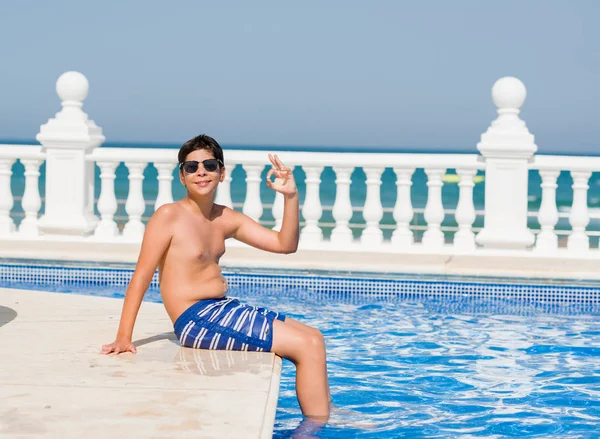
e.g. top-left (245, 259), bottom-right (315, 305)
top-left (173, 219), bottom-right (226, 262)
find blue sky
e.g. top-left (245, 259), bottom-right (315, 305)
top-left (1, 1), bottom-right (598, 153)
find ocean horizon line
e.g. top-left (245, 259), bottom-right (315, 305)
top-left (1, 138), bottom-right (599, 157)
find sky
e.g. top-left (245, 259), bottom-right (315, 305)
top-left (0, 1), bottom-right (599, 153)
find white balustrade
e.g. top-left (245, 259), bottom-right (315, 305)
top-left (391, 167), bottom-right (415, 247)
top-left (123, 162), bottom-right (147, 239)
top-left (301, 166), bottom-right (324, 243)
top-left (9, 71), bottom-right (600, 270)
top-left (453, 169), bottom-right (477, 250)
top-left (215, 163), bottom-right (234, 209)
top-left (155, 162), bottom-right (175, 210)
top-left (18, 159), bottom-right (43, 236)
top-left (242, 165), bottom-right (264, 222)
top-left (535, 170), bottom-right (560, 251)
top-left (95, 161), bottom-right (120, 238)
top-left (360, 167), bottom-right (384, 245)
top-left (422, 168), bottom-right (445, 248)
top-left (567, 171), bottom-right (591, 252)
top-left (331, 166), bottom-right (354, 245)
top-left (0, 158), bottom-right (16, 235)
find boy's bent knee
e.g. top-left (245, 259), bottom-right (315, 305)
top-left (307, 331), bottom-right (325, 350)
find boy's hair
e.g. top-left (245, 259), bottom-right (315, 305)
top-left (178, 134), bottom-right (224, 166)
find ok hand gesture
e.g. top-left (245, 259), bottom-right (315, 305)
top-left (266, 154), bottom-right (297, 196)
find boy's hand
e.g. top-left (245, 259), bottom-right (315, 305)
top-left (266, 154), bottom-right (297, 196)
top-left (101, 339), bottom-right (137, 355)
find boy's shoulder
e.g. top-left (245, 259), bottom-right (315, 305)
top-left (152, 202), bottom-right (184, 221)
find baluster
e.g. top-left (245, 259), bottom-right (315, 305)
top-left (535, 170), bottom-right (560, 251)
top-left (272, 192), bottom-right (284, 231)
top-left (123, 161), bottom-right (147, 239)
top-left (567, 170), bottom-right (591, 251)
top-left (86, 159), bottom-right (98, 230)
top-left (301, 166), bottom-right (324, 243)
top-left (360, 167), bottom-right (384, 245)
top-left (422, 168), bottom-right (445, 248)
top-left (0, 158), bottom-right (16, 235)
top-left (331, 166), bottom-right (354, 244)
top-left (391, 167), bottom-right (415, 246)
top-left (95, 161), bottom-right (120, 237)
top-left (453, 169), bottom-right (477, 250)
top-left (18, 159), bottom-right (43, 236)
top-left (154, 163), bottom-right (175, 210)
top-left (242, 165), bottom-right (263, 222)
top-left (215, 163), bottom-right (234, 209)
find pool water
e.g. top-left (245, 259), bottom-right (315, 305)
top-left (231, 287), bottom-right (600, 438)
top-left (2, 278), bottom-right (600, 438)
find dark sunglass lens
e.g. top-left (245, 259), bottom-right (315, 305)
top-left (183, 162), bottom-right (199, 173)
top-left (203, 160), bottom-right (218, 172)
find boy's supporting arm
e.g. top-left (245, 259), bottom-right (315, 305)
top-left (101, 205), bottom-right (174, 354)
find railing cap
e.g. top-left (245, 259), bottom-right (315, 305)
top-left (57, 71), bottom-right (89, 103)
top-left (492, 76), bottom-right (526, 110)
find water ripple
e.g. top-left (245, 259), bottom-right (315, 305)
top-left (250, 291), bottom-right (600, 438)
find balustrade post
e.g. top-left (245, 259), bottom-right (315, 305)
top-left (155, 163), bottom-right (175, 210)
top-left (422, 168), bottom-right (445, 248)
top-left (360, 167), bottom-right (384, 245)
top-left (391, 168), bottom-right (415, 247)
top-left (242, 165), bottom-right (264, 222)
top-left (453, 169), bottom-right (477, 250)
top-left (18, 159), bottom-right (43, 236)
top-left (535, 170), bottom-right (560, 251)
top-left (301, 166), bottom-right (324, 244)
top-left (331, 166), bottom-right (354, 245)
top-left (567, 171), bottom-right (591, 252)
top-left (0, 159), bottom-right (16, 235)
top-left (475, 77), bottom-right (537, 249)
top-left (36, 71), bottom-right (104, 236)
top-left (215, 162), bottom-right (234, 209)
top-left (123, 162), bottom-right (147, 239)
top-left (94, 161), bottom-right (120, 237)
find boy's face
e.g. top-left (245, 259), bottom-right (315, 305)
top-left (179, 148), bottom-right (226, 196)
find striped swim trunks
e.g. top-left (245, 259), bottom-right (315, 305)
top-left (173, 297), bottom-right (286, 352)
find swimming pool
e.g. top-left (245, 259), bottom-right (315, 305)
top-left (1, 261), bottom-right (599, 438)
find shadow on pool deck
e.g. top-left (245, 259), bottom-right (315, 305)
top-left (0, 305), bottom-right (17, 328)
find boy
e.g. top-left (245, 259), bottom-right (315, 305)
top-left (101, 134), bottom-right (331, 420)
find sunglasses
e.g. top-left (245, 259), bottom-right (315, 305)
top-left (179, 159), bottom-right (224, 173)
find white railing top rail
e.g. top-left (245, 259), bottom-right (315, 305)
top-left (88, 147), bottom-right (177, 163)
top-left (0, 145), bottom-right (45, 161)
top-left (88, 146), bottom-right (484, 170)
top-left (530, 155), bottom-right (600, 172)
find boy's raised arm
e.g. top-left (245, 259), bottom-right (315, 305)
top-left (101, 205), bottom-right (175, 355)
top-left (232, 154), bottom-right (299, 254)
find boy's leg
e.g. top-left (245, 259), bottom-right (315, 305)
top-left (279, 317), bottom-right (331, 403)
top-left (271, 319), bottom-right (330, 419)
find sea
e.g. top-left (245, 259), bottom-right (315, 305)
top-left (5, 140), bottom-right (600, 244)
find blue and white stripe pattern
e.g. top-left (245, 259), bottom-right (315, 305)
top-left (173, 297), bottom-right (286, 352)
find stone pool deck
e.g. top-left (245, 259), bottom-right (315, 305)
top-left (0, 288), bottom-right (282, 439)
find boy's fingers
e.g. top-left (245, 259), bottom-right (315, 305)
top-left (268, 154), bottom-right (279, 169)
top-left (276, 156), bottom-right (288, 170)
